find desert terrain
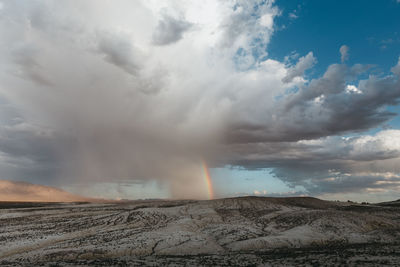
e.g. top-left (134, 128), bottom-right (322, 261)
top-left (0, 197), bottom-right (399, 266)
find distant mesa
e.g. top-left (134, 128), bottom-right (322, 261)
top-left (0, 180), bottom-right (95, 202)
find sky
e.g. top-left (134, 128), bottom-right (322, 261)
top-left (0, 0), bottom-right (400, 202)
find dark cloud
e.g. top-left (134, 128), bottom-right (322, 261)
top-left (224, 130), bottom-right (400, 194)
top-left (0, 121), bottom-right (74, 185)
top-left (152, 15), bottom-right (192, 46)
top-left (228, 61), bottom-right (400, 143)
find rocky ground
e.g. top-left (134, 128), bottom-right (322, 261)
top-left (0, 197), bottom-right (399, 266)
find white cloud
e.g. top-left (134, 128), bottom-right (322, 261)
top-left (345, 84), bottom-right (362, 94)
top-left (289, 12), bottom-right (298, 19)
top-left (260, 14), bottom-right (274, 29)
top-left (391, 56), bottom-right (400, 75)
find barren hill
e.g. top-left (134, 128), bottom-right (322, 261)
top-left (0, 197), bottom-right (399, 266)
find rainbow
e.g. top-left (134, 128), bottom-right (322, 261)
top-left (202, 161), bottom-right (214, 199)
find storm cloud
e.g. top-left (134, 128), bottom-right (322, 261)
top-left (0, 0), bottom-right (400, 199)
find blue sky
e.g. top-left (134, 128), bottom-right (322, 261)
top-left (1, 0), bottom-right (400, 202)
top-left (270, 0), bottom-right (400, 74)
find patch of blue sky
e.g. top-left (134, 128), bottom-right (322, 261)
top-left (386, 106), bottom-right (400, 129)
top-left (269, 0), bottom-right (400, 77)
top-left (210, 166), bottom-right (306, 197)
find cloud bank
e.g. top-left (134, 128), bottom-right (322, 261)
top-left (0, 0), bottom-right (399, 199)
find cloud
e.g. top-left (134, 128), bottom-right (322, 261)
top-left (340, 45), bottom-right (349, 63)
top-left (227, 60), bottom-right (400, 145)
top-left (0, 0), bottom-right (399, 199)
top-left (282, 52), bottom-right (316, 83)
top-left (345, 84), bottom-right (361, 94)
top-left (97, 32), bottom-right (142, 76)
top-left (391, 56), bottom-right (400, 75)
top-left (289, 12), bottom-right (298, 19)
top-left (0, 0), bottom-right (281, 199)
top-left (226, 130), bottom-right (400, 195)
top-left (152, 14), bottom-right (192, 45)
top-left (10, 44), bottom-right (54, 86)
